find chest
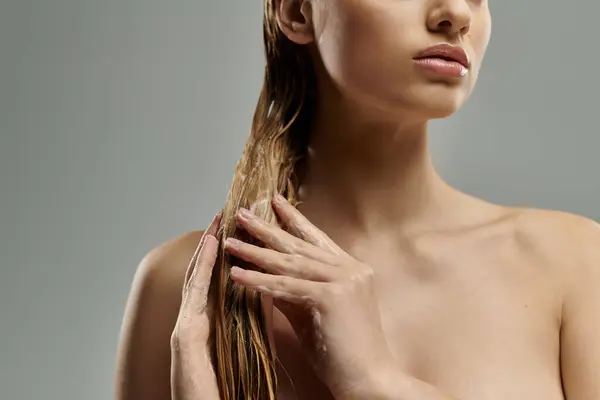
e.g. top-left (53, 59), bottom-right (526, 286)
top-left (274, 242), bottom-right (565, 400)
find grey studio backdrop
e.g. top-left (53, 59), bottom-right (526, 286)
top-left (0, 1), bottom-right (598, 399)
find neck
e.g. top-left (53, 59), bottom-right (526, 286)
top-left (297, 97), bottom-right (473, 242)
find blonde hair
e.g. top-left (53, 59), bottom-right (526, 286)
top-left (208, 1), bottom-right (316, 398)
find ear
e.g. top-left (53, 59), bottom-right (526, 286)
top-left (275, 0), bottom-right (314, 45)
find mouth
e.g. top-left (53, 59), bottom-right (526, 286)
top-left (413, 43), bottom-right (470, 68)
top-left (412, 43), bottom-right (470, 78)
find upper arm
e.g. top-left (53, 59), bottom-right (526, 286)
top-left (114, 231), bottom-right (204, 400)
top-left (560, 218), bottom-right (600, 399)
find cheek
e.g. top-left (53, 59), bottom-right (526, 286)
top-left (470, 11), bottom-right (492, 73)
top-left (315, 2), bottom-right (417, 101)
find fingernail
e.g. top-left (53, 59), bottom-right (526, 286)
top-left (274, 194), bottom-right (287, 205)
top-left (238, 207), bottom-right (254, 219)
top-left (230, 266), bottom-right (244, 277)
top-left (225, 237), bottom-right (242, 249)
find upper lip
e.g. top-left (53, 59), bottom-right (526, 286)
top-left (413, 44), bottom-right (470, 69)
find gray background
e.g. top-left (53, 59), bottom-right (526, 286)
top-left (1, 1), bottom-right (598, 399)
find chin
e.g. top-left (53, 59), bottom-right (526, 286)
top-left (349, 82), bottom-right (472, 123)
top-left (421, 99), bottom-right (464, 119)
top-left (407, 84), bottom-right (471, 120)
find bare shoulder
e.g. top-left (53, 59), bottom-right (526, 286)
top-left (114, 230), bottom-right (205, 400)
top-left (136, 230), bottom-right (206, 292)
top-left (126, 229), bottom-right (206, 311)
top-left (508, 207), bottom-right (600, 288)
top-left (513, 209), bottom-right (600, 398)
top-left (510, 207), bottom-right (600, 257)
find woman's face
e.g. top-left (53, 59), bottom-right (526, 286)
top-left (304, 0), bottom-right (492, 120)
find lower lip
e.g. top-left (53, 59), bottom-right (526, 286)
top-left (413, 57), bottom-right (468, 78)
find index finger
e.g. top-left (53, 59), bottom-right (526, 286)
top-left (271, 195), bottom-right (346, 256)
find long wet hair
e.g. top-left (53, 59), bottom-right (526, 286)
top-left (208, 1), bottom-right (317, 398)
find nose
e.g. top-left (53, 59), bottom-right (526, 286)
top-left (427, 0), bottom-right (472, 37)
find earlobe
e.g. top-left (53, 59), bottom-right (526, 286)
top-left (275, 0), bottom-right (314, 45)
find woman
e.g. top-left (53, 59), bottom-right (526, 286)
top-left (114, 0), bottom-right (600, 399)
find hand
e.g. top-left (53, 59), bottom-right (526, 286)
top-left (170, 211), bottom-right (222, 400)
top-left (225, 195), bottom-right (395, 399)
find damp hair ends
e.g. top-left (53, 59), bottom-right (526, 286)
top-left (207, 1), bottom-right (317, 399)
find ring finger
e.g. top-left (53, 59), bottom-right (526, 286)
top-left (235, 208), bottom-right (339, 266)
top-left (225, 237), bottom-right (336, 282)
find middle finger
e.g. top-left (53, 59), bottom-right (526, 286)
top-left (225, 237), bottom-right (336, 282)
top-left (236, 208), bottom-right (339, 266)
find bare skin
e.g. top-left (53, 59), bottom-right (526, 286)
top-left (115, 199), bottom-right (600, 400)
top-left (115, 0), bottom-right (600, 398)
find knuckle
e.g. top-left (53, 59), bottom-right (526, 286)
top-left (327, 282), bottom-right (345, 299)
top-left (189, 281), bottom-right (209, 302)
top-left (283, 240), bottom-right (301, 255)
top-left (282, 253), bottom-right (301, 271)
top-left (297, 227), bottom-right (312, 243)
top-left (170, 328), bottom-right (181, 351)
top-left (355, 262), bottom-right (375, 280)
top-left (314, 285), bottom-right (330, 303)
top-left (336, 264), bottom-right (374, 290)
top-left (274, 276), bottom-right (289, 290)
top-left (363, 265), bottom-right (376, 279)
